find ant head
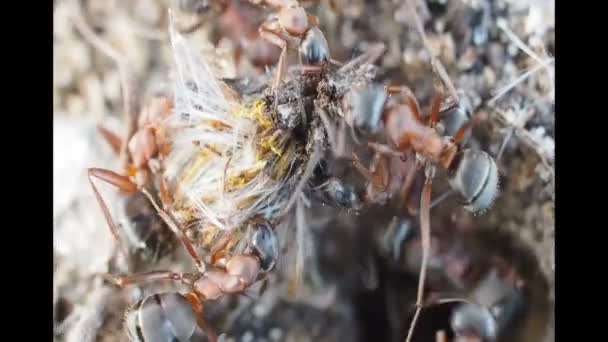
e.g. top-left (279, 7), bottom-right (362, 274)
top-left (124, 293), bottom-right (197, 341)
top-left (441, 91), bottom-right (474, 138)
top-left (279, 6), bottom-right (309, 36)
top-left (250, 220), bottom-right (279, 272)
top-left (299, 26), bottom-right (330, 66)
top-left (344, 83), bottom-right (388, 134)
top-left (448, 149), bottom-right (499, 213)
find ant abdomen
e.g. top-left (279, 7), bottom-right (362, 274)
top-left (299, 26), bottom-right (330, 66)
top-left (448, 149), bottom-right (499, 213)
top-left (124, 293), bottom-right (198, 342)
top-left (450, 302), bottom-right (498, 341)
top-left (250, 221), bottom-right (279, 272)
top-left (450, 269), bottom-right (526, 341)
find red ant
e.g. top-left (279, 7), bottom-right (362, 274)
top-left (342, 82), bottom-right (499, 341)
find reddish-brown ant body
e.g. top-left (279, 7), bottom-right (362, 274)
top-left (255, 0), bottom-right (330, 95)
top-left (342, 82), bottom-right (499, 340)
top-left (343, 83), bottom-right (498, 213)
top-left (113, 219), bottom-right (278, 342)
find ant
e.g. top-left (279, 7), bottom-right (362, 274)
top-left (178, 0), bottom-right (283, 69)
top-left (113, 218), bottom-right (279, 342)
top-left (446, 263), bottom-right (525, 342)
top-left (178, 0), bottom-right (331, 93)
top-left (343, 83), bottom-right (498, 213)
top-left (255, 0), bottom-right (331, 97)
top-left (341, 82), bottom-right (499, 341)
top-left (88, 96), bottom-right (209, 270)
top-left (376, 217), bottom-right (525, 342)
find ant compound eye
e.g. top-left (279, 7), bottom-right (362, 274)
top-left (449, 149), bottom-right (498, 213)
top-left (451, 303), bottom-right (498, 341)
top-left (347, 84), bottom-right (388, 134)
top-left (139, 293), bottom-right (197, 342)
top-left (299, 26), bottom-right (330, 66)
top-left (251, 222), bottom-right (279, 272)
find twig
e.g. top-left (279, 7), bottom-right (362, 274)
top-left (406, 0), bottom-right (458, 103)
top-left (430, 189), bottom-right (455, 209)
top-left (405, 170), bottom-right (433, 342)
top-left (283, 144), bottom-right (322, 215)
top-left (487, 59), bottom-right (553, 107)
top-left (497, 20), bottom-right (554, 84)
top-left (406, 306), bottom-right (422, 342)
top-left (495, 128), bottom-right (513, 164)
top-left (70, 0), bottom-right (140, 167)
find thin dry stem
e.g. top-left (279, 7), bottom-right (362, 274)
top-left (487, 59), bottom-right (553, 107)
top-left (497, 20), bottom-right (554, 85)
top-left (405, 306), bottom-right (422, 342)
top-left (406, 0), bottom-right (458, 103)
top-left (70, 0), bottom-right (140, 167)
top-left (283, 144), bottom-right (322, 215)
top-left (406, 173), bottom-right (433, 342)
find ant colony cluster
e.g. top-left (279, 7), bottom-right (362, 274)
top-left (84, 1), bottom-right (539, 341)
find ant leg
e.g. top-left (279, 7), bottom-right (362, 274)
top-left (367, 142), bottom-right (403, 158)
top-left (405, 171), bottom-right (433, 342)
top-left (71, 0), bottom-right (140, 166)
top-left (185, 292), bottom-right (218, 342)
top-left (140, 188), bottom-right (206, 273)
top-left (97, 124), bottom-right (123, 155)
top-left (386, 85), bottom-right (424, 122)
top-left (351, 153), bottom-right (375, 183)
top-left (88, 168), bottom-right (138, 255)
top-left (209, 231), bottom-right (234, 265)
top-left (89, 170), bottom-right (201, 271)
top-left (399, 157), bottom-right (421, 209)
top-left (259, 26), bottom-right (288, 103)
top-left (293, 65), bottom-right (324, 74)
top-left (339, 42), bottom-right (386, 72)
top-left (405, 0), bottom-right (458, 103)
top-left (430, 189), bottom-right (456, 209)
top-left (452, 115), bottom-right (478, 144)
top-left (107, 270), bottom-right (183, 287)
top-left (428, 93), bottom-right (442, 128)
top-left (352, 152), bottom-right (388, 190)
top-left (159, 177), bottom-right (172, 210)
